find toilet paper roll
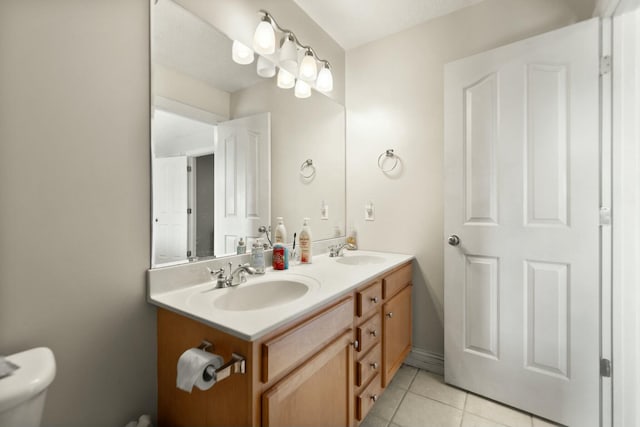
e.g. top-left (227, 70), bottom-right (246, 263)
top-left (176, 348), bottom-right (224, 393)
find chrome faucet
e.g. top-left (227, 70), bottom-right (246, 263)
top-left (207, 263), bottom-right (256, 288)
top-left (329, 242), bottom-right (357, 257)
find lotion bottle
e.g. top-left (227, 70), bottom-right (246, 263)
top-left (299, 218), bottom-right (312, 264)
top-left (274, 217), bottom-right (287, 244)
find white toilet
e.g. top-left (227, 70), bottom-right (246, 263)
top-left (0, 347), bottom-right (56, 427)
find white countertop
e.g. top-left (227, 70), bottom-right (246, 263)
top-left (147, 250), bottom-right (413, 341)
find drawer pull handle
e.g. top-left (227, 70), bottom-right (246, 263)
top-left (351, 340), bottom-right (359, 350)
top-left (370, 296), bottom-right (379, 304)
top-left (370, 394), bottom-right (378, 402)
top-left (370, 362), bottom-right (378, 370)
top-left (369, 330), bottom-right (378, 337)
top-left (386, 312), bottom-right (394, 318)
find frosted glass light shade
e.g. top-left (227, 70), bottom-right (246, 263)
top-left (279, 35), bottom-right (298, 74)
top-left (257, 56), bottom-right (276, 78)
top-left (277, 68), bottom-right (295, 89)
top-left (316, 66), bottom-right (333, 92)
top-left (253, 20), bottom-right (275, 55)
top-left (299, 51), bottom-right (318, 81)
top-left (294, 79), bottom-right (311, 99)
top-left (231, 40), bottom-right (254, 65)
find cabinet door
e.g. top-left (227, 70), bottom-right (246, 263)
top-left (383, 285), bottom-right (412, 387)
top-left (262, 330), bottom-right (354, 427)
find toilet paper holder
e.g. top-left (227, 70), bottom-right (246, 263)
top-left (198, 341), bottom-right (246, 383)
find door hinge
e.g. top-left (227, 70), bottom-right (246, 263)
top-left (187, 208), bottom-right (192, 214)
top-left (187, 165), bottom-right (192, 172)
top-left (599, 207), bottom-right (611, 226)
top-left (600, 55), bottom-right (611, 75)
top-left (600, 358), bottom-right (612, 377)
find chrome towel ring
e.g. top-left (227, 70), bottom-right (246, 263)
top-left (377, 149), bottom-right (399, 172)
top-left (300, 159), bottom-right (316, 179)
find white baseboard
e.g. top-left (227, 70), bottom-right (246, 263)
top-left (404, 347), bottom-right (444, 376)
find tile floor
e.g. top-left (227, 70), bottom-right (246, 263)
top-left (361, 365), bottom-right (560, 427)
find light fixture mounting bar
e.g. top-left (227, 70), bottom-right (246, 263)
top-left (258, 10), bottom-right (331, 68)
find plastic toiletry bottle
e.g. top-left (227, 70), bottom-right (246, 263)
top-left (237, 237), bottom-right (246, 255)
top-left (272, 244), bottom-right (289, 270)
top-left (274, 217), bottom-right (287, 244)
top-left (299, 218), bottom-right (312, 264)
top-left (251, 240), bottom-right (265, 274)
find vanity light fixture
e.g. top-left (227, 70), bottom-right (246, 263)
top-left (277, 68), bottom-right (295, 89)
top-left (294, 79), bottom-right (311, 99)
top-left (236, 10), bottom-right (334, 97)
top-left (316, 61), bottom-right (334, 93)
top-left (253, 14), bottom-right (276, 54)
top-left (257, 56), bottom-right (276, 78)
top-left (231, 40), bottom-right (254, 65)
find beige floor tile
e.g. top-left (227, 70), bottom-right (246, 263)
top-left (409, 371), bottom-right (467, 409)
top-left (369, 386), bottom-right (406, 421)
top-left (532, 417), bottom-right (560, 427)
top-left (462, 412), bottom-right (509, 427)
top-left (361, 414), bottom-right (389, 427)
top-left (465, 394), bottom-right (532, 427)
top-left (390, 365), bottom-right (418, 389)
top-left (393, 392), bottom-right (463, 427)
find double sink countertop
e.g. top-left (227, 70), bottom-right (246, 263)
top-left (147, 250), bottom-right (414, 341)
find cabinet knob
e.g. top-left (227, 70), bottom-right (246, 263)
top-left (370, 394), bottom-right (378, 402)
top-left (351, 340), bottom-right (359, 350)
top-left (370, 362), bottom-right (378, 370)
top-left (370, 296), bottom-right (379, 304)
top-left (369, 329), bottom-right (378, 337)
top-left (386, 312), bottom-right (394, 318)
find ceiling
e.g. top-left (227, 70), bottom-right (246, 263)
top-left (292, 0), bottom-right (486, 49)
top-left (292, 0), bottom-right (597, 50)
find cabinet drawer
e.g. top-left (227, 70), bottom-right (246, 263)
top-left (356, 373), bottom-right (383, 421)
top-left (357, 280), bottom-right (382, 318)
top-left (356, 343), bottom-right (381, 387)
top-left (383, 263), bottom-right (412, 299)
top-left (356, 313), bottom-right (381, 355)
top-left (262, 297), bottom-right (354, 383)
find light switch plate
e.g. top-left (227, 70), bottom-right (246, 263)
top-left (365, 202), bottom-right (375, 221)
top-left (321, 202), bottom-right (329, 220)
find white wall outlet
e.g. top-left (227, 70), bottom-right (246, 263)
top-left (320, 201), bottom-right (329, 220)
top-left (365, 201), bottom-right (375, 221)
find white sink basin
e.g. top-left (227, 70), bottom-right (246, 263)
top-left (335, 255), bottom-right (385, 266)
top-left (187, 274), bottom-right (320, 312)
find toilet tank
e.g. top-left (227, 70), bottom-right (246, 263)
top-left (0, 347), bottom-right (56, 427)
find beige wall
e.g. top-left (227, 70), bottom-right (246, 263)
top-left (231, 81), bottom-right (346, 241)
top-left (0, 1), bottom-right (155, 426)
top-left (154, 64), bottom-right (231, 119)
top-left (345, 0), bottom-right (578, 356)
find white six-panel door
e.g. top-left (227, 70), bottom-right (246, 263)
top-left (444, 19), bottom-right (601, 426)
top-left (215, 113), bottom-right (270, 256)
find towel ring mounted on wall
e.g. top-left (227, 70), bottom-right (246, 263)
top-left (300, 159), bottom-right (316, 179)
top-left (377, 149), bottom-right (399, 172)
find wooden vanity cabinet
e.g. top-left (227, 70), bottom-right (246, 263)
top-left (156, 261), bottom-right (412, 427)
top-left (353, 262), bottom-right (412, 422)
top-left (381, 263), bottom-right (413, 387)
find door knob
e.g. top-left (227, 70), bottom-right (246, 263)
top-left (448, 234), bottom-right (460, 246)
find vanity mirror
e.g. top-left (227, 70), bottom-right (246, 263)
top-left (151, 0), bottom-right (346, 267)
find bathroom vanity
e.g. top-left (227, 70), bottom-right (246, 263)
top-left (148, 251), bottom-right (413, 427)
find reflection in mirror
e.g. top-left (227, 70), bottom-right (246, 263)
top-left (151, 0), bottom-right (345, 268)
